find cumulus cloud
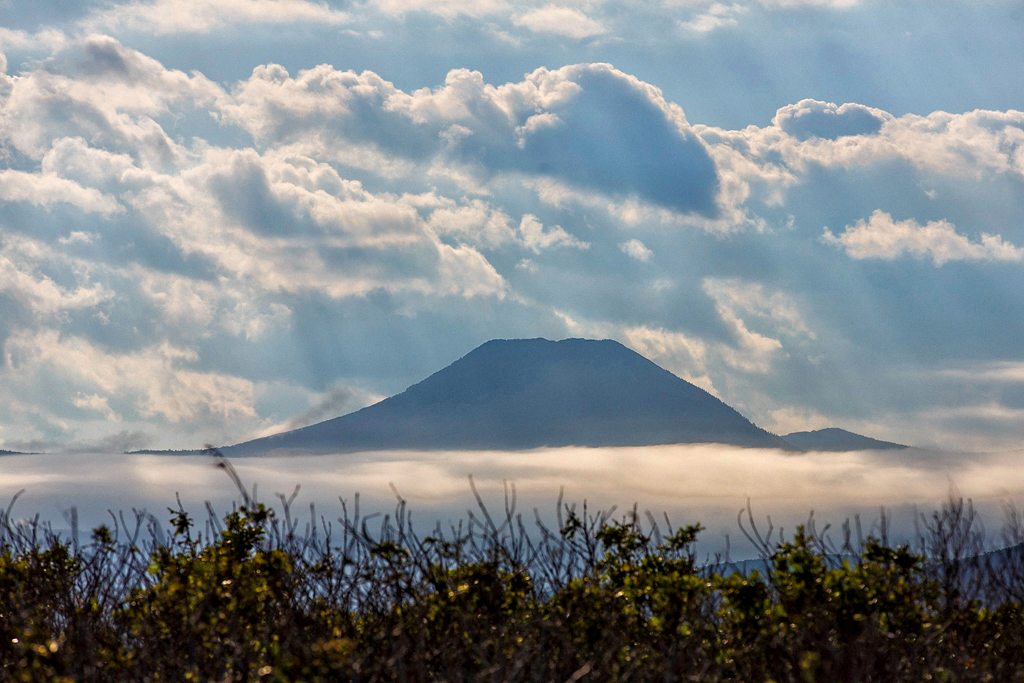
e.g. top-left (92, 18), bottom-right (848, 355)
top-left (220, 62), bottom-right (721, 216)
top-left (773, 99), bottom-right (891, 140)
top-left (758, 0), bottom-right (859, 7)
top-left (83, 0), bottom-right (350, 35)
top-left (0, 36), bottom-right (222, 164)
top-left (0, 170), bottom-right (123, 214)
top-left (822, 210), bottom-right (1024, 265)
top-left (4, 33), bottom-right (1024, 453)
top-left (370, 0), bottom-right (509, 18)
top-left (73, 393), bottom-right (123, 422)
top-left (618, 238), bottom-right (653, 261)
top-left (517, 213), bottom-right (589, 253)
top-left (4, 329), bottom-right (259, 423)
top-left (0, 232), bottom-right (113, 316)
top-left (0, 27), bottom-right (70, 54)
top-left (512, 5), bottom-right (607, 39)
top-left (698, 104), bottom-right (1024, 185)
top-left (680, 3), bottom-right (748, 34)
top-left (703, 277), bottom-right (815, 340)
top-left (702, 279), bottom-right (787, 373)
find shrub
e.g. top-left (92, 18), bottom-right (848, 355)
top-left (0, 460), bottom-right (1022, 682)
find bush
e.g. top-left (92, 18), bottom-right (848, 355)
top-left (0, 460), bottom-right (1022, 682)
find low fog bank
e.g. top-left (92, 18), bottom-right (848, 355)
top-left (0, 444), bottom-right (1022, 560)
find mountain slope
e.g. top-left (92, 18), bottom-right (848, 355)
top-left (223, 338), bottom-right (795, 456)
top-left (782, 427), bottom-right (907, 452)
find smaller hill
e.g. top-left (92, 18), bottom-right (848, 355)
top-left (782, 427), bottom-right (907, 452)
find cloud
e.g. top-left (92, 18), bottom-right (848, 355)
top-left (4, 34), bottom-right (1024, 454)
top-left (73, 393), bottom-right (122, 422)
top-left (370, 0), bottom-right (509, 18)
top-left (702, 278), bottom-right (788, 374)
top-left (220, 62), bottom-right (722, 216)
top-left (517, 213), bottom-right (589, 253)
top-left (822, 210), bottom-right (1024, 265)
top-left (757, 0), bottom-right (859, 7)
top-left (0, 170), bottom-right (123, 214)
top-left (702, 277), bottom-right (815, 340)
top-left (4, 329), bottom-right (259, 423)
top-left (0, 28), bottom-right (70, 54)
top-left (0, 36), bottom-right (222, 164)
top-left (0, 232), bottom-right (114, 316)
top-left (512, 5), bottom-right (607, 40)
top-left (618, 238), bottom-right (652, 261)
top-left (699, 105), bottom-right (1024, 184)
top-left (679, 3), bottom-right (748, 34)
top-left (773, 99), bottom-right (891, 141)
top-left (83, 0), bottom-right (350, 35)
top-left (939, 362), bottom-right (1024, 384)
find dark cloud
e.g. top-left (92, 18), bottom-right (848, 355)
top-left (492, 66), bottom-right (720, 215)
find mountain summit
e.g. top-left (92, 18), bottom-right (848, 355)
top-left (223, 338), bottom-right (795, 455)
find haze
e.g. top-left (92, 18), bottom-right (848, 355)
top-left (2, 444), bottom-right (1022, 559)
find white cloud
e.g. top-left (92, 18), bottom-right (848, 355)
top-left (822, 210), bottom-right (1024, 265)
top-left (699, 105), bottom-right (1024, 186)
top-left (0, 170), bottom-right (123, 214)
top-left (220, 62), bottom-right (721, 216)
top-left (0, 28), bottom-right (70, 54)
top-left (513, 5), bottom-right (608, 39)
top-left (758, 0), bottom-right (859, 7)
top-left (371, 0), bottom-right (510, 18)
top-left (0, 233), bottom-right (113, 316)
top-left (4, 329), bottom-right (258, 423)
top-left (0, 36), bottom-right (222, 164)
top-left (618, 238), bottom-right (653, 261)
top-left (84, 0), bottom-right (350, 35)
top-left (773, 99), bottom-right (891, 140)
top-left (700, 277), bottom-right (819, 375)
top-left (616, 325), bottom-right (716, 393)
top-left (517, 213), bottom-right (589, 253)
top-left (938, 362), bottom-right (1024, 384)
top-left (73, 393), bottom-right (123, 422)
top-left (702, 277), bottom-right (815, 340)
top-left (427, 199), bottom-right (519, 249)
top-left (679, 3), bottom-right (747, 33)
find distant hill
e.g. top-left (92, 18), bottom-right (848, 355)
top-left (223, 338), bottom-right (796, 456)
top-left (782, 427), bottom-right (907, 452)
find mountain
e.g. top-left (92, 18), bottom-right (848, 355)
top-left (782, 427), bottom-right (907, 452)
top-left (223, 338), bottom-right (795, 456)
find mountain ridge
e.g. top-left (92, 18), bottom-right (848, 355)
top-left (782, 427), bottom-right (907, 452)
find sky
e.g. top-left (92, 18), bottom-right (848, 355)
top-left (2, 0), bottom-right (1024, 452)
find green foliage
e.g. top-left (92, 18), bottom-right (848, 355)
top-left (0, 468), bottom-right (1023, 682)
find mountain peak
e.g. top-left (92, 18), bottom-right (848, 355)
top-left (224, 338), bottom-right (796, 455)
